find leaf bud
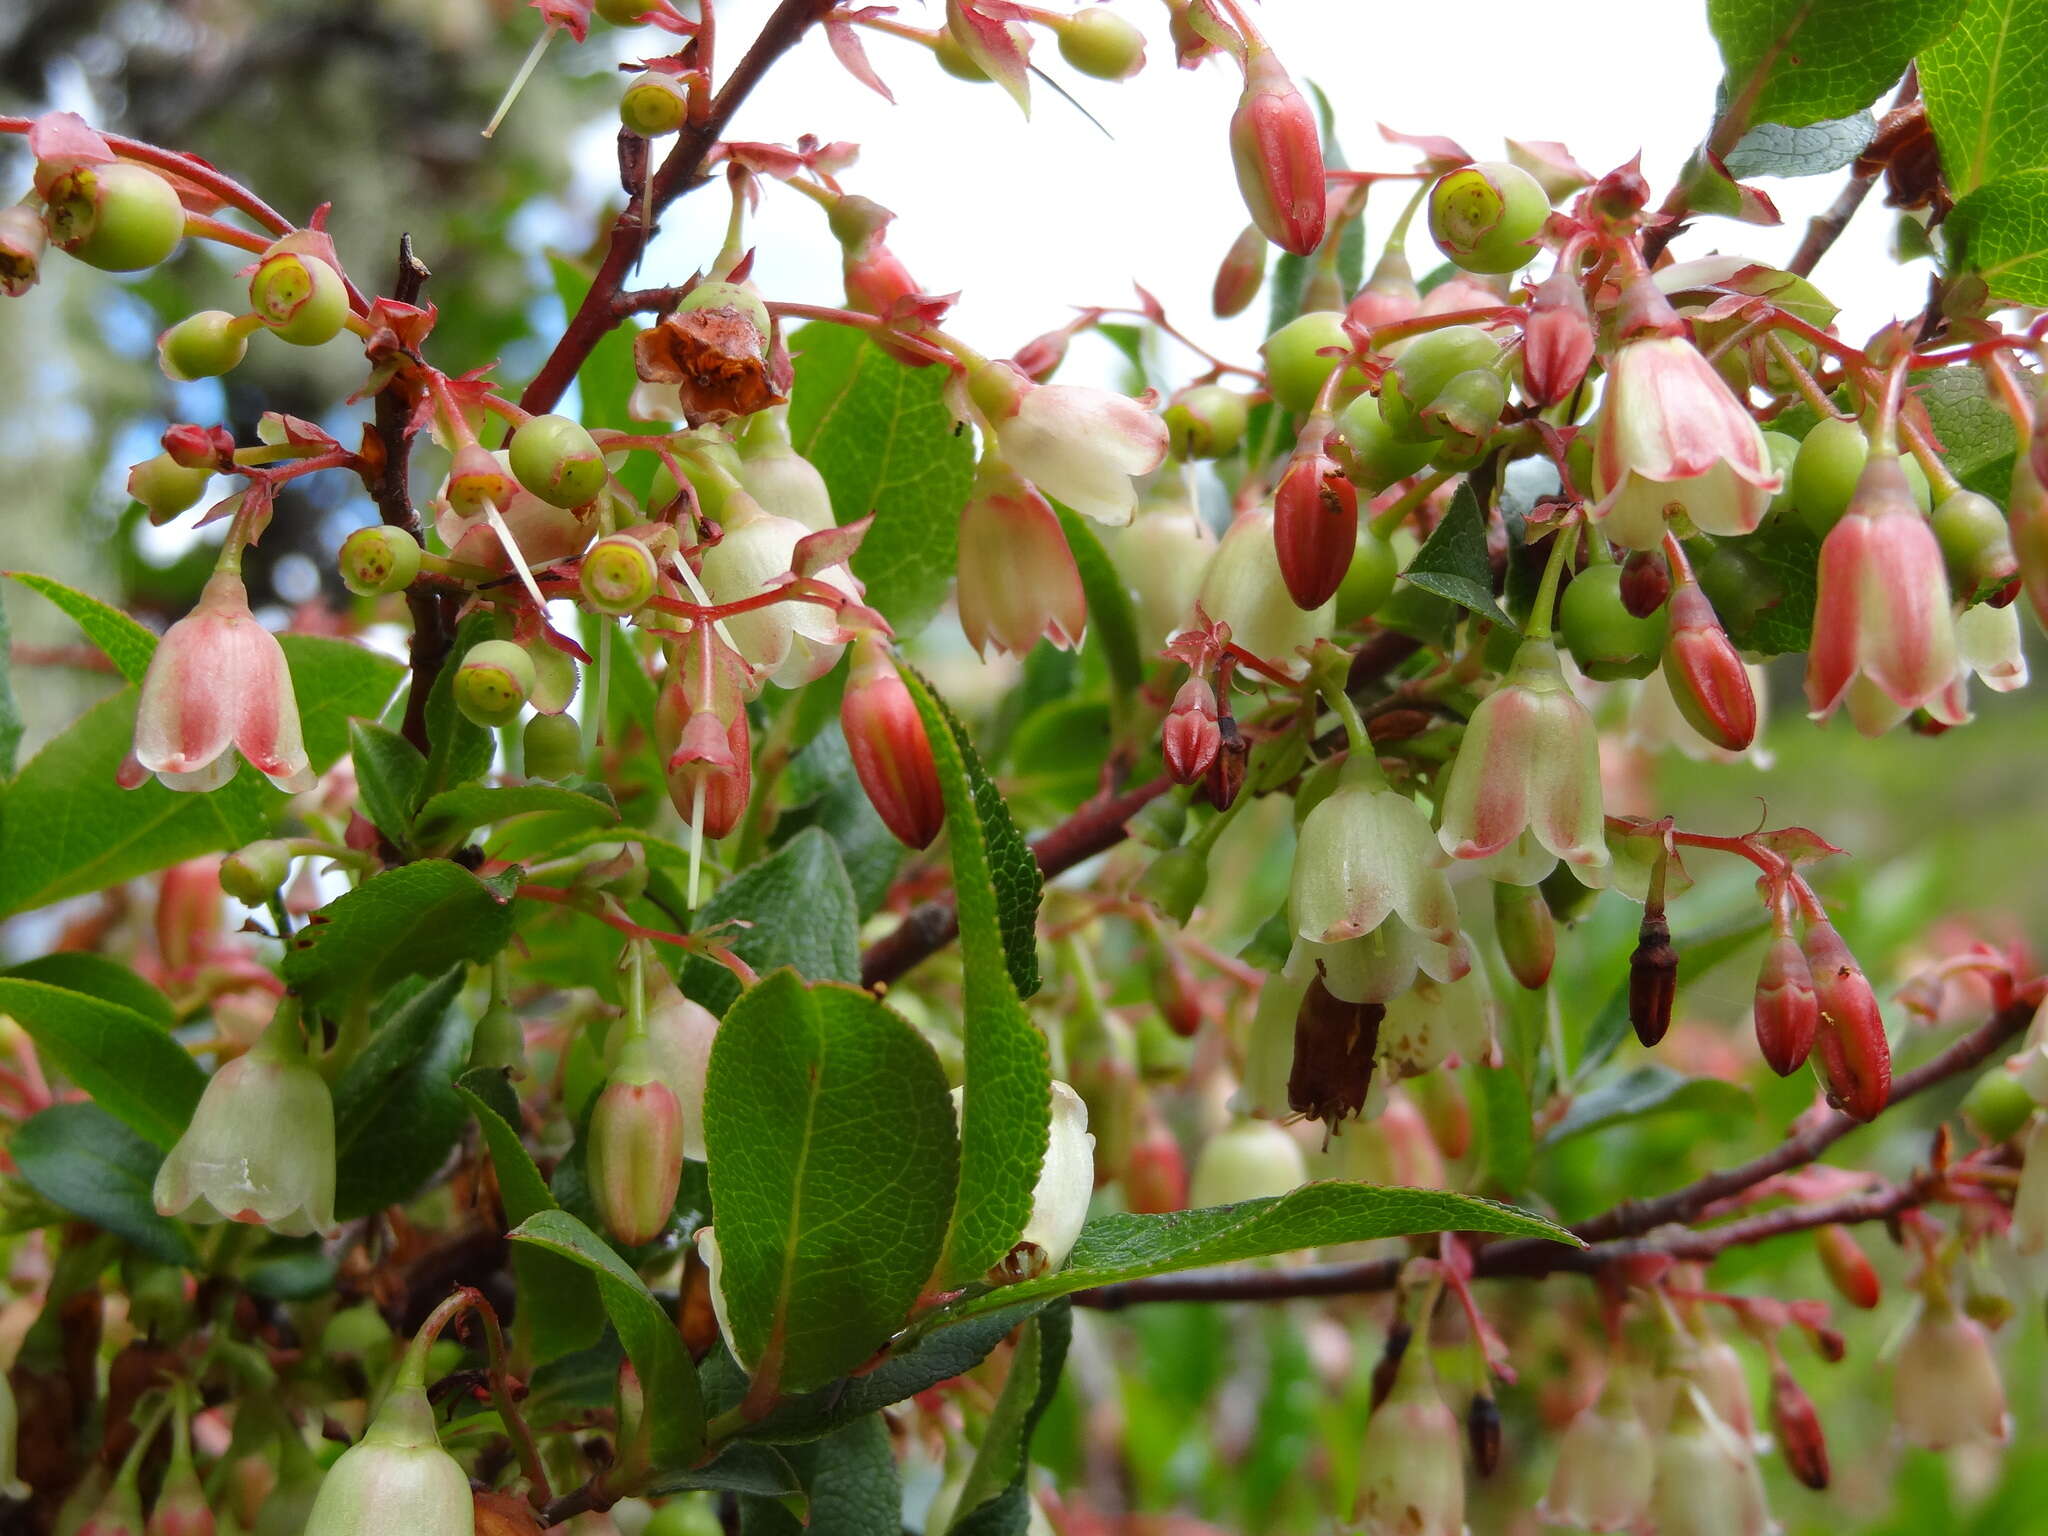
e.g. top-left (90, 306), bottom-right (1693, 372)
top-left (1161, 675), bottom-right (1222, 785)
top-left (1427, 160), bottom-right (1550, 274)
top-left (579, 532), bottom-right (660, 615)
top-left (1057, 7), bottom-right (1146, 79)
top-left (1212, 222), bottom-right (1268, 319)
top-left (1628, 909), bottom-right (1678, 1048)
top-left (509, 412), bottom-right (607, 509)
top-left (43, 161), bottom-right (185, 271)
top-left (248, 240), bottom-right (349, 346)
top-left (338, 524), bottom-right (424, 596)
top-left (1163, 383), bottom-right (1251, 460)
top-left (454, 639), bottom-right (538, 729)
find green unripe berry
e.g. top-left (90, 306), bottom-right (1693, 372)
top-left (509, 413), bottom-right (607, 509)
top-left (1334, 391), bottom-right (1436, 492)
top-left (1792, 417), bottom-right (1933, 535)
top-left (249, 248), bottom-right (348, 346)
top-left (934, 29), bottom-right (990, 81)
top-left (675, 277), bottom-right (772, 339)
top-left (643, 1498), bottom-right (725, 1536)
top-left (580, 533), bottom-right (660, 615)
top-left (157, 310), bottom-right (251, 381)
top-left (455, 639), bottom-right (538, 728)
top-left (127, 452), bottom-right (213, 521)
top-left (44, 162), bottom-right (185, 271)
top-left (1560, 564), bottom-right (1670, 680)
top-left (1378, 325), bottom-right (1501, 442)
top-left (621, 71), bottom-right (689, 136)
top-left (1261, 310), bottom-right (1358, 417)
top-left (1932, 489), bottom-right (2018, 598)
top-left (523, 712), bottom-right (585, 781)
top-left (1419, 366), bottom-right (1507, 469)
top-left (338, 525), bottom-right (424, 596)
top-left (1761, 430), bottom-right (1799, 518)
top-left (1427, 161), bottom-right (1550, 275)
top-left (1058, 8), bottom-right (1145, 79)
top-left (220, 839), bottom-right (293, 903)
top-left (1335, 529), bottom-right (1399, 625)
top-left (1163, 385), bottom-right (1250, 460)
top-left (1962, 1067), bottom-right (2035, 1145)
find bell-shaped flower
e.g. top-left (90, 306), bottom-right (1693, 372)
top-left (1355, 1340), bottom-right (1463, 1536)
top-left (956, 455), bottom-right (1086, 657)
top-left (154, 1005), bottom-right (335, 1237)
top-left (1109, 496), bottom-right (1217, 646)
top-left (1591, 280), bottom-right (1778, 551)
top-left (133, 570), bottom-right (314, 793)
top-left (1958, 599), bottom-right (2028, 695)
top-left (1438, 638), bottom-right (1607, 872)
top-left (303, 1376), bottom-right (471, 1536)
top-left (1893, 1288), bottom-right (2008, 1450)
top-left (968, 359), bottom-right (1167, 527)
top-left (1377, 966), bottom-right (1496, 1078)
top-left (1196, 506), bottom-right (1334, 676)
top-left (697, 491), bottom-right (857, 689)
top-left (641, 977), bottom-right (721, 1162)
top-left (1540, 1371), bottom-right (1653, 1531)
top-left (1806, 450), bottom-right (1962, 735)
top-left (1188, 1117), bottom-right (1307, 1207)
top-left (1648, 1385), bottom-right (1772, 1536)
top-left (953, 1080), bottom-right (1095, 1279)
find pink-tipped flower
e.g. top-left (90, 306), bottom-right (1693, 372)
top-left (1894, 1289), bottom-right (2008, 1450)
top-left (1801, 919), bottom-right (1890, 1123)
top-left (1161, 675), bottom-right (1222, 784)
top-left (1213, 223), bottom-right (1269, 319)
top-left (1662, 577), bottom-right (1755, 752)
top-left (1522, 258), bottom-right (1594, 408)
top-left (303, 1377), bottom-right (472, 1536)
top-left (969, 359), bottom-right (1168, 527)
top-left (1437, 638), bottom-right (1608, 873)
top-left (1273, 438), bottom-right (1358, 610)
top-left (588, 1036), bottom-right (684, 1247)
top-left (1805, 450), bottom-right (1962, 735)
top-left (840, 636), bottom-right (945, 849)
top-left (1591, 281), bottom-right (1779, 550)
top-left (655, 666), bottom-right (752, 840)
top-left (1229, 47), bottom-right (1326, 257)
top-left (1355, 1339), bottom-right (1463, 1536)
top-left (956, 455), bottom-right (1087, 656)
top-left (133, 570), bottom-right (314, 794)
top-left (1753, 928), bottom-right (1819, 1077)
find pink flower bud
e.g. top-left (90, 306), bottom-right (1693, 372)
top-left (1894, 1291), bottom-right (2008, 1450)
top-left (956, 455), bottom-right (1087, 656)
top-left (968, 360), bottom-right (1168, 527)
top-left (1806, 450), bottom-right (1963, 736)
top-left (1814, 1222), bottom-right (1880, 1310)
top-left (589, 1038), bottom-right (685, 1247)
top-left (1437, 639), bottom-right (1608, 874)
top-left (1229, 49), bottom-right (1326, 257)
top-left (1273, 444), bottom-right (1358, 610)
top-left (1124, 1106), bottom-right (1188, 1215)
top-left (1661, 578), bottom-right (1755, 752)
top-left (1540, 1372), bottom-right (1653, 1532)
top-left (133, 571), bottom-right (314, 794)
top-left (840, 638), bottom-right (945, 849)
top-left (0, 204), bottom-right (47, 297)
top-left (1522, 259), bottom-right (1594, 408)
top-left (1752, 931), bottom-right (1819, 1077)
top-left (1161, 676), bottom-right (1221, 784)
top-left (1355, 1343), bottom-right (1463, 1536)
top-left (1591, 311), bottom-right (1779, 550)
top-left (1211, 222), bottom-right (1270, 319)
top-left (304, 1380), bottom-right (473, 1536)
top-left (1800, 920), bottom-right (1890, 1123)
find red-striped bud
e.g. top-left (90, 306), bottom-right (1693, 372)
top-left (840, 638), bottom-right (945, 849)
top-left (1753, 930), bottom-right (1819, 1076)
top-left (1662, 579), bottom-right (1755, 752)
top-left (1802, 920), bottom-right (1890, 1122)
top-left (1770, 1368), bottom-right (1829, 1491)
top-left (1522, 259), bottom-right (1594, 407)
top-left (1273, 442), bottom-right (1358, 610)
top-left (1346, 246), bottom-right (1421, 333)
top-left (1161, 676), bottom-right (1221, 784)
top-left (1815, 1222), bottom-right (1881, 1310)
top-left (1228, 49), bottom-right (1326, 257)
top-left (1212, 223), bottom-right (1269, 319)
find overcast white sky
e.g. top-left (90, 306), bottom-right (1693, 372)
top-left (590, 1), bottom-right (1927, 385)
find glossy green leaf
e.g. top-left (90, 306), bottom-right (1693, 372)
top-left (1544, 1064), bottom-right (1753, 1146)
top-left (331, 970), bottom-right (475, 1219)
top-left (674, 826), bottom-right (862, 1015)
top-left (776, 724), bottom-right (903, 919)
top-left (413, 779), bottom-right (617, 852)
top-left (944, 1183), bottom-right (1578, 1320)
top-left (0, 978), bottom-right (205, 1151)
top-left (703, 971), bottom-right (958, 1393)
top-left (0, 583), bottom-right (20, 777)
top-left (1916, 365), bottom-right (2020, 503)
top-left (5, 954), bottom-right (173, 1030)
top-left (1922, 0), bottom-right (2048, 196)
top-left (281, 861), bottom-right (521, 1007)
top-left (951, 1306), bottom-right (1071, 1536)
top-left (11, 1102), bottom-right (197, 1265)
top-left (6, 571), bottom-right (158, 683)
top-left (549, 252), bottom-right (641, 433)
top-left (1706, 0), bottom-right (1968, 128)
top-left (902, 667), bottom-right (1051, 1288)
top-left (786, 324), bottom-right (976, 638)
top-left (349, 718), bottom-right (426, 848)
top-left (1728, 516), bottom-right (1821, 656)
top-left (734, 1416), bottom-right (899, 1536)
top-left (1401, 483), bottom-right (1515, 631)
top-left (1474, 1065), bottom-right (1534, 1194)
top-left (509, 1207), bottom-right (704, 1466)
top-left (650, 1443), bottom-right (800, 1501)
top-left (1724, 111), bottom-right (1877, 177)
top-left (1947, 168), bottom-right (2048, 306)
top-left (1054, 506), bottom-right (1142, 715)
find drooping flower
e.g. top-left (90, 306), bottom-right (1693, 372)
top-left (952, 1080), bottom-right (1096, 1278)
top-left (1355, 1340), bottom-right (1464, 1536)
top-left (1647, 1385), bottom-right (1772, 1536)
top-left (303, 1369), bottom-right (472, 1536)
top-left (1540, 1370), bottom-right (1653, 1531)
top-left (588, 1035), bottom-right (684, 1247)
top-left (968, 359), bottom-right (1167, 526)
top-left (1591, 278), bottom-right (1779, 551)
top-left (133, 570), bottom-right (314, 794)
top-left (641, 977), bottom-right (721, 1163)
top-left (1893, 1287), bottom-right (2008, 1450)
top-left (696, 490), bottom-right (858, 689)
top-left (955, 455), bottom-right (1086, 656)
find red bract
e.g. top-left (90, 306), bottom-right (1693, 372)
top-left (1229, 48), bottom-right (1326, 257)
top-left (1272, 445), bottom-right (1358, 610)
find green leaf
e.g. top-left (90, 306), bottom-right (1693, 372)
top-left (703, 971), bottom-right (959, 1394)
top-left (549, 252), bottom-right (641, 433)
top-left (241, 1245), bottom-right (338, 1300)
top-left (509, 1207), bottom-right (704, 1466)
top-left (1725, 516), bottom-right (1821, 656)
top-left (417, 613), bottom-right (498, 802)
top-left (1706, 0), bottom-right (1968, 128)
top-left (277, 637), bottom-right (404, 775)
top-left (11, 1102), bottom-right (197, 1265)
top-left (675, 827), bottom-right (861, 1016)
top-left (734, 1416), bottom-right (901, 1536)
top-left (282, 861), bottom-right (520, 1007)
top-left (1921, 0), bottom-right (2048, 195)
top-left (1474, 1066), bottom-right (1533, 1194)
top-left (349, 719), bottom-right (426, 848)
top-left (776, 725), bottom-right (903, 919)
top-left (6, 571), bottom-right (159, 683)
top-left (5, 955), bottom-right (172, 1030)
top-left (0, 979), bottom-right (205, 1151)
top-left (944, 1183), bottom-right (1577, 1320)
top-left (901, 668), bottom-right (1051, 1289)
top-left (1054, 506), bottom-right (1143, 716)
top-left (331, 970), bottom-right (475, 1219)
top-left (1544, 1064), bottom-right (1753, 1145)
top-left (650, 1443), bottom-right (800, 1500)
top-left (1947, 168), bottom-right (2048, 305)
top-left (1401, 482), bottom-right (1515, 631)
top-left (785, 324), bottom-right (976, 638)
top-left (0, 583), bottom-right (20, 778)
top-left (1724, 112), bottom-right (1877, 177)
top-left (951, 1306), bottom-right (1071, 1536)
top-left (413, 780), bottom-right (617, 852)
top-left (1916, 364), bottom-right (2020, 503)
top-left (456, 1077), bottom-right (605, 1363)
